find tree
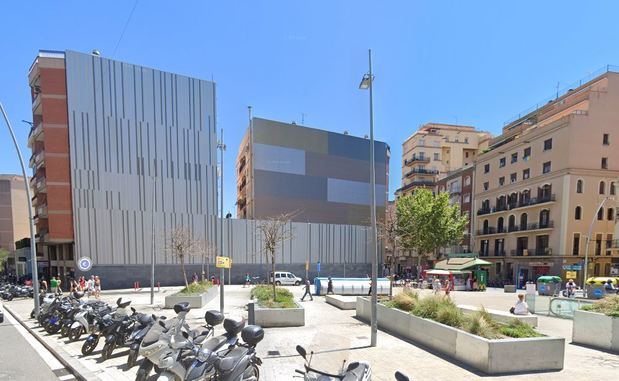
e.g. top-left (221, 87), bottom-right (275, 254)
top-left (378, 206), bottom-right (399, 274)
top-left (0, 248), bottom-right (9, 273)
top-left (256, 212), bottom-right (295, 300)
top-left (166, 227), bottom-right (197, 289)
top-left (196, 239), bottom-right (217, 281)
top-left (396, 188), bottom-right (467, 267)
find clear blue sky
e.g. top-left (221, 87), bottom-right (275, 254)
top-left (2, 1), bottom-right (619, 214)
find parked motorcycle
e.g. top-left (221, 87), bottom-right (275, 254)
top-left (125, 313), bottom-right (159, 368)
top-left (211, 325), bottom-right (264, 381)
top-left (294, 345), bottom-right (371, 381)
top-left (81, 297), bottom-right (130, 355)
top-left (68, 301), bottom-right (111, 342)
top-left (100, 306), bottom-right (139, 361)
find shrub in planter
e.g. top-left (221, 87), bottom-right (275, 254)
top-left (251, 285), bottom-right (296, 309)
top-left (179, 281), bottom-right (212, 295)
top-left (581, 295), bottom-right (619, 317)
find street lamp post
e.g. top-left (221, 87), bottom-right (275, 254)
top-left (217, 129), bottom-right (226, 314)
top-left (0, 102), bottom-right (40, 316)
top-left (359, 49), bottom-right (378, 347)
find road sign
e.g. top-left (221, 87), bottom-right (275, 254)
top-left (216, 256), bottom-right (231, 269)
top-left (562, 265), bottom-right (582, 271)
top-left (565, 271), bottom-right (577, 279)
top-left (78, 257), bottom-right (92, 272)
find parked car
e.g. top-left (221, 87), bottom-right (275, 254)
top-left (270, 271), bottom-right (302, 286)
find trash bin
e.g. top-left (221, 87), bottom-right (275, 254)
top-left (525, 282), bottom-right (537, 295)
top-left (536, 276), bottom-right (561, 296)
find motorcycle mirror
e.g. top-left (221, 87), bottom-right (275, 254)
top-left (295, 345), bottom-right (307, 359)
top-left (347, 362), bottom-right (359, 371)
top-left (116, 297), bottom-right (122, 306)
top-left (131, 307), bottom-right (136, 314)
top-left (158, 320), bottom-right (166, 328)
top-left (395, 371), bottom-right (410, 381)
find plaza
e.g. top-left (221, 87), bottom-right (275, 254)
top-left (3, 285), bottom-right (618, 380)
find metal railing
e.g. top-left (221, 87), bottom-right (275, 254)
top-left (404, 168), bottom-right (439, 177)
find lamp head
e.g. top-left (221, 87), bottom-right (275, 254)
top-left (359, 73), bottom-right (373, 90)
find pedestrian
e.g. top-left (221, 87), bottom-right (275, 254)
top-left (565, 278), bottom-right (576, 297)
top-left (87, 275), bottom-right (95, 296)
top-left (79, 276), bottom-right (86, 291)
top-left (301, 279), bottom-right (313, 301)
top-left (432, 278), bottom-right (441, 295)
top-left (40, 277), bottom-right (47, 293)
top-left (192, 273), bottom-right (198, 284)
top-left (472, 277), bottom-right (478, 291)
top-left (69, 278), bottom-right (75, 293)
top-left (509, 294), bottom-right (529, 315)
top-left (327, 277), bottom-right (334, 295)
top-left (94, 275), bottom-right (101, 298)
top-left (444, 279), bottom-right (451, 297)
top-left (604, 279), bottom-right (617, 294)
top-left (367, 280), bottom-right (372, 296)
top-left (244, 273), bottom-right (251, 288)
top-left (55, 275), bottom-right (63, 295)
top-left (211, 275), bottom-right (216, 285)
top-left (49, 276), bottom-right (57, 295)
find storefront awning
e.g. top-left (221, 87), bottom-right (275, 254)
top-left (434, 257), bottom-right (492, 271)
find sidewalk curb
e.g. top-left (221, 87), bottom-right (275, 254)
top-left (3, 304), bottom-right (100, 381)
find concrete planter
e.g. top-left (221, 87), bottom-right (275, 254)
top-left (572, 309), bottom-right (619, 352)
top-left (164, 286), bottom-right (218, 309)
top-left (503, 285), bottom-right (517, 293)
top-left (458, 304), bottom-right (538, 327)
top-left (356, 297), bottom-right (564, 374)
top-left (326, 295), bottom-right (356, 310)
top-left (253, 302), bottom-right (305, 327)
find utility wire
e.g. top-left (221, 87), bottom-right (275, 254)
top-left (112, 0), bottom-right (139, 57)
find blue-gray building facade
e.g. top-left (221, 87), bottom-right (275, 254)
top-left (237, 118), bottom-right (390, 225)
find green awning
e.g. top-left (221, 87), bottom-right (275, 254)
top-left (434, 257), bottom-right (492, 271)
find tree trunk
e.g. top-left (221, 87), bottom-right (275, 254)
top-left (271, 252), bottom-right (276, 301)
top-left (207, 257), bottom-right (210, 280)
top-left (201, 254), bottom-right (205, 282)
top-left (180, 255), bottom-right (189, 289)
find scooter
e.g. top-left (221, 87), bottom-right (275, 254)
top-left (81, 298), bottom-right (130, 355)
top-left (212, 325), bottom-right (264, 381)
top-left (294, 345), bottom-right (371, 381)
top-left (100, 306), bottom-right (139, 361)
top-left (126, 313), bottom-right (159, 368)
top-left (69, 301), bottom-right (111, 342)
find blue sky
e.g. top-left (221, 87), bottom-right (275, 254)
top-left (2, 1), bottom-right (619, 214)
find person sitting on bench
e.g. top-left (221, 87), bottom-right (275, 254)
top-left (509, 294), bottom-right (529, 315)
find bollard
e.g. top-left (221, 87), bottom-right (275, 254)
top-left (247, 302), bottom-right (255, 325)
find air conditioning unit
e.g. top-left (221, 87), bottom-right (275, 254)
top-left (523, 249), bottom-right (529, 256)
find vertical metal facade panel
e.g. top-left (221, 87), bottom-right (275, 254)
top-left (65, 51), bottom-right (218, 266)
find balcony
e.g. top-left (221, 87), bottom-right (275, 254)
top-left (405, 156), bottom-right (430, 166)
top-left (508, 221), bottom-right (554, 233)
top-left (36, 205), bottom-right (48, 218)
top-left (476, 227), bottom-right (507, 236)
top-left (404, 168), bottom-right (439, 178)
top-left (34, 178), bottom-right (47, 193)
top-left (29, 150), bottom-right (45, 169)
top-left (449, 185), bottom-right (462, 195)
top-left (27, 122), bottom-right (44, 148)
top-left (510, 248), bottom-right (532, 256)
top-left (476, 195), bottom-right (556, 216)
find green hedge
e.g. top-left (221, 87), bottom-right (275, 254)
top-left (251, 285), bottom-right (296, 309)
top-left (179, 280), bottom-right (213, 295)
top-left (581, 295), bottom-right (619, 317)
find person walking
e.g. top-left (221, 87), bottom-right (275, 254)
top-left (565, 278), bottom-right (576, 298)
top-left (94, 275), bottom-right (101, 298)
top-left (244, 273), bottom-right (251, 288)
top-left (79, 276), bottom-right (86, 291)
top-left (432, 278), bottom-right (441, 295)
top-left (301, 279), bottom-right (313, 301)
top-left (87, 275), bottom-right (95, 297)
top-left (604, 279), bottom-right (617, 294)
top-left (444, 279), bottom-right (451, 297)
top-left (327, 277), bottom-right (334, 295)
top-left (55, 276), bottom-right (63, 295)
top-left (192, 273), bottom-right (199, 284)
top-left (40, 277), bottom-right (48, 293)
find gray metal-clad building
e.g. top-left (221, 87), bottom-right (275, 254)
top-left (237, 118), bottom-right (390, 225)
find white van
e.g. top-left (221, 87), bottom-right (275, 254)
top-left (270, 271), bottom-right (302, 286)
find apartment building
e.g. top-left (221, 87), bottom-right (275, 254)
top-left (0, 175), bottom-right (34, 273)
top-left (436, 166), bottom-right (475, 254)
top-left (236, 118), bottom-right (390, 225)
top-left (474, 68), bottom-right (619, 285)
top-left (396, 123), bottom-right (490, 197)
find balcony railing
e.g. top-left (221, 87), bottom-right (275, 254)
top-left (476, 227), bottom-right (507, 236)
top-left (405, 156), bottom-right (430, 165)
top-left (34, 178), bottom-right (47, 193)
top-left (508, 221), bottom-right (554, 233)
top-left (404, 168), bottom-right (439, 177)
top-left (477, 195), bottom-right (556, 216)
top-left (27, 122), bottom-right (44, 148)
top-left (517, 194), bottom-right (556, 208)
top-left (29, 150), bottom-right (45, 169)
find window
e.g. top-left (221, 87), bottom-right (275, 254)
top-left (520, 213), bottom-right (528, 230)
top-left (465, 152), bottom-right (469, 158)
top-left (523, 147), bottom-right (531, 161)
top-left (484, 163), bottom-right (490, 173)
top-left (575, 206), bottom-right (582, 220)
top-left (602, 157), bottom-right (608, 169)
top-left (606, 234), bottom-right (613, 255)
top-left (511, 153), bottom-right (518, 164)
top-left (599, 181), bottom-right (606, 195)
top-left (539, 209), bottom-right (550, 227)
top-left (576, 179), bottom-right (583, 193)
top-left (608, 208), bottom-right (615, 221)
top-left (463, 194), bottom-right (471, 203)
top-left (434, 153), bottom-right (440, 161)
top-left (523, 169), bottom-right (530, 180)
top-left (542, 161), bottom-right (551, 174)
top-left (595, 234), bottom-right (603, 256)
top-left (419, 139), bottom-right (425, 146)
top-left (510, 173), bottom-right (517, 183)
top-left (603, 133), bottom-right (610, 145)
top-left (543, 138), bottom-right (553, 151)
top-left (464, 176), bottom-right (471, 186)
top-left (597, 207), bottom-right (604, 220)
top-left (464, 137), bottom-right (469, 143)
top-left (483, 182), bottom-right (489, 191)
top-left (572, 233), bottom-right (580, 255)
top-left (499, 176), bottom-right (505, 186)
top-left (499, 157), bottom-right (506, 167)
top-left (611, 182), bottom-right (616, 195)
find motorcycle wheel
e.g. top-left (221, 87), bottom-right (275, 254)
top-left (246, 364), bottom-right (260, 380)
top-left (135, 360), bottom-right (154, 381)
top-left (60, 324), bottom-right (70, 337)
top-left (46, 323), bottom-right (61, 335)
top-left (81, 336), bottom-right (99, 355)
top-left (101, 341), bottom-right (115, 361)
top-left (68, 326), bottom-right (83, 342)
top-left (30, 310), bottom-right (35, 319)
top-left (126, 349), bottom-right (138, 369)
top-left (6, 294), bottom-right (13, 301)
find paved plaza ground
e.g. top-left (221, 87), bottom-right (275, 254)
top-left (3, 285), bottom-right (619, 380)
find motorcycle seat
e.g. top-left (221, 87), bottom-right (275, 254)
top-left (342, 362), bottom-right (371, 381)
top-left (215, 346), bottom-right (249, 373)
top-left (138, 314), bottom-right (153, 326)
top-left (202, 335), bottom-right (228, 352)
top-left (173, 302), bottom-right (191, 314)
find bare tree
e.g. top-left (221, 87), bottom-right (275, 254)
top-left (256, 212), bottom-right (296, 300)
top-left (166, 227), bottom-right (197, 289)
top-left (196, 239), bottom-right (217, 282)
top-left (378, 206), bottom-right (399, 275)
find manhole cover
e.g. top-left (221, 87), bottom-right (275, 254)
top-left (267, 350), bottom-right (281, 356)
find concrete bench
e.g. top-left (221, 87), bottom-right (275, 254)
top-left (326, 294), bottom-right (357, 310)
top-left (504, 285), bottom-right (517, 293)
top-left (458, 304), bottom-right (538, 327)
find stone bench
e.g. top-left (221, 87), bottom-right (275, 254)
top-left (504, 285), bottom-right (517, 293)
top-left (458, 304), bottom-right (538, 327)
top-left (326, 294), bottom-right (357, 310)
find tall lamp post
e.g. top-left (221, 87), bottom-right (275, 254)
top-left (217, 129), bottom-right (226, 313)
top-left (1, 102), bottom-right (40, 315)
top-left (358, 49), bottom-right (378, 347)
